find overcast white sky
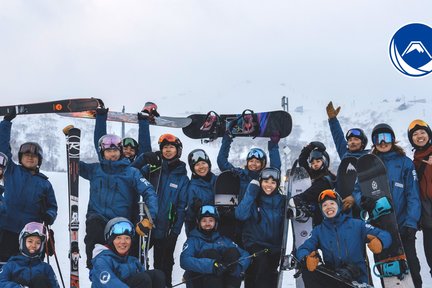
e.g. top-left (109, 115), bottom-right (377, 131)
top-left (1, 0), bottom-right (431, 115)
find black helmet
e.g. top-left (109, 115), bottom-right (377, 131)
top-left (0, 152), bottom-right (8, 171)
top-left (371, 123), bottom-right (395, 145)
top-left (308, 149), bottom-right (330, 169)
top-left (188, 149), bottom-right (211, 174)
top-left (246, 148), bottom-right (267, 168)
top-left (18, 142), bottom-right (43, 167)
top-left (317, 189), bottom-right (342, 218)
top-left (259, 167), bottom-right (281, 188)
top-left (345, 128), bottom-right (368, 148)
top-left (197, 205), bottom-right (219, 232)
top-left (158, 134), bottom-right (183, 159)
top-left (407, 119), bottom-right (432, 150)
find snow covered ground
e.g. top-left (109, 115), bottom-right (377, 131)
top-left (46, 170), bottom-right (431, 287)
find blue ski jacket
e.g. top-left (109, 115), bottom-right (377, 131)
top-left (90, 244), bottom-right (145, 288)
top-left (0, 120), bottom-right (58, 233)
top-left (235, 180), bottom-right (285, 251)
top-left (0, 186), bottom-right (6, 215)
top-left (297, 213), bottom-right (392, 284)
top-left (353, 151), bottom-right (421, 230)
top-left (0, 254), bottom-right (59, 288)
top-left (94, 113), bottom-right (151, 162)
top-left (217, 134), bottom-right (281, 201)
top-left (328, 117), bottom-right (370, 160)
top-left (135, 160), bottom-right (189, 239)
top-left (79, 158), bottom-right (158, 221)
top-left (185, 173), bottom-right (217, 236)
top-left (180, 228), bottom-right (250, 277)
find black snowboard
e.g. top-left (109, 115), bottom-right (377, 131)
top-left (357, 154), bottom-right (413, 287)
top-left (214, 170), bottom-right (241, 243)
top-left (336, 156), bottom-right (358, 199)
top-left (183, 110), bottom-right (292, 141)
top-left (0, 98), bottom-right (102, 116)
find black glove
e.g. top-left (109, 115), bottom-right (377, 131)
top-left (95, 107), bottom-right (109, 115)
top-left (46, 228), bottom-right (55, 256)
top-left (222, 248), bottom-right (240, 273)
top-left (360, 196), bottom-right (376, 212)
top-left (191, 198), bottom-right (203, 214)
top-left (4, 109), bottom-right (16, 121)
top-left (142, 151), bottom-right (162, 166)
top-left (142, 102), bottom-right (160, 117)
top-left (400, 226), bottom-right (417, 240)
top-left (309, 141), bottom-right (326, 152)
top-left (213, 261), bottom-right (228, 276)
top-left (270, 130), bottom-right (281, 144)
top-left (42, 213), bottom-right (54, 226)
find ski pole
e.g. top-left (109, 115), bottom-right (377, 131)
top-left (172, 248), bottom-right (269, 287)
top-left (45, 224), bottom-right (66, 288)
top-left (142, 201), bottom-right (154, 269)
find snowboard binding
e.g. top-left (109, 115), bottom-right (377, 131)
top-left (200, 111), bottom-right (221, 143)
top-left (360, 196), bottom-right (393, 222)
top-left (373, 258), bottom-right (409, 280)
top-left (227, 109), bottom-right (259, 137)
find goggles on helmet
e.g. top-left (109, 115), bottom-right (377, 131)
top-left (100, 135), bottom-right (122, 150)
top-left (247, 148), bottom-right (265, 160)
top-left (318, 189), bottom-right (338, 203)
top-left (199, 205), bottom-right (218, 217)
top-left (0, 152), bottom-right (7, 168)
top-left (158, 134), bottom-right (178, 145)
top-left (19, 143), bottom-right (42, 155)
top-left (190, 150), bottom-right (208, 164)
top-left (372, 132), bottom-right (394, 145)
top-left (107, 221), bottom-right (135, 239)
top-left (346, 128), bottom-right (362, 138)
top-left (408, 119), bottom-right (429, 132)
top-left (260, 168), bottom-right (281, 181)
top-left (122, 137), bottom-right (138, 149)
top-left (22, 222), bottom-right (47, 238)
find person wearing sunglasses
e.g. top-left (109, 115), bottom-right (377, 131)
top-left (184, 149), bottom-right (217, 236)
top-left (65, 131), bottom-right (158, 270)
top-left (91, 217), bottom-right (165, 288)
top-left (181, 205), bottom-right (250, 288)
top-left (132, 132), bottom-right (189, 287)
top-left (0, 222), bottom-right (59, 287)
top-left (0, 111), bottom-right (58, 264)
top-left (408, 119), bottom-right (432, 279)
top-left (235, 167), bottom-right (285, 288)
top-left (292, 141), bottom-right (336, 226)
top-left (326, 101), bottom-right (369, 159)
top-left (297, 190), bottom-right (391, 287)
top-left (351, 123), bottom-right (422, 288)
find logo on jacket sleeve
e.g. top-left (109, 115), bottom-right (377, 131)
top-left (99, 271), bottom-right (111, 284)
top-left (170, 183), bottom-right (178, 189)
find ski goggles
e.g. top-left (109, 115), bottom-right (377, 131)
top-left (346, 128), bottom-right (363, 139)
top-left (122, 137), bottom-right (138, 149)
top-left (260, 168), bottom-right (281, 181)
top-left (408, 119), bottom-right (429, 132)
top-left (158, 134), bottom-right (178, 145)
top-left (190, 149), bottom-right (209, 164)
top-left (19, 143), bottom-right (42, 155)
top-left (0, 152), bottom-right (7, 167)
top-left (318, 189), bottom-right (338, 203)
top-left (372, 132), bottom-right (394, 145)
top-left (108, 221), bottom-right (135, 238)
top-left (100, 135), bottom-right (122, 150)
top-left (247, 148), bottom-right (265, 160)
top-left (199, 205), bottom-right (219, 219)
top-left (22, 222), bottom-right (47, 238)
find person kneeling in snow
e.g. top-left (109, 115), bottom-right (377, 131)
top-left (297, 190), bottom-right (392, 287)
top-left (0, 222), bottom-right (59, 288)
top-left (180, 205), bottom-right (250, 288)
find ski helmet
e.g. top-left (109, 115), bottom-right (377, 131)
top-left (407, 119), bottom-right (432, 149)
top-left (371, 123), bottom-right (395, 145)
top-left (308, 149), bottom-right (330, 170)
top-left (158, 133), bottom-right (183, 159)
top-left (345, 128), bottom-right (368, 148)
top-left (19, 222), bottom-right (47, 258)
top-left (246, 148), bottom-right (267, 168)
top-left (0, 152), bottom-right (8, 174)
top-left (18, 142), bottom-right (43, 167)
top-left (197, 205), bottom-right (219, 232)
top-left (104, 217), bottom-right (135, 248)
top-left (121, 137), bottom-right (139, 152)
top-left (317, 189), bottom-right (342, 217)
top-left (98, 134), bottom-right (122, 153)
top-left (188, 149), bottom-right (211, 174)
top-left (259, 167), bottom-right (281, 188)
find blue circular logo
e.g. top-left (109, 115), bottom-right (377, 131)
top-left (389, 23), bottom-right (432, 77)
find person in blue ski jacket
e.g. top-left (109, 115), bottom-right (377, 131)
top-left (353, 123), bottom-right (422, 288)
top-left (297, 190), bottom-right (392, 287)
top-left (235, 167), bottom-right (285, 288)
top-left (292, 141), bottom-right (335, 226)
top-left (0, 112), bottom-right (58, 263)
top-left (0, 222), bottom-right (59, 288)
top-left (185, 149), bottom-right (217, 236)
top-left (71, 130), bottom-right (158, 269)
top-left (132, 133), bottom-right (189, 287)
top-left (91, 217), bottom-right (165, 288)
top-left (180, 205), bottom-right (250, 288)
top-left (93, 102), bottom-right (159, 162)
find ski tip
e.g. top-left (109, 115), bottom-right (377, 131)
top-left (63, 125), bottom-right (75, 135)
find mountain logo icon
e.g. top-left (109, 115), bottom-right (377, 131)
top-left (389, 23), bottom-right (432, 77)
